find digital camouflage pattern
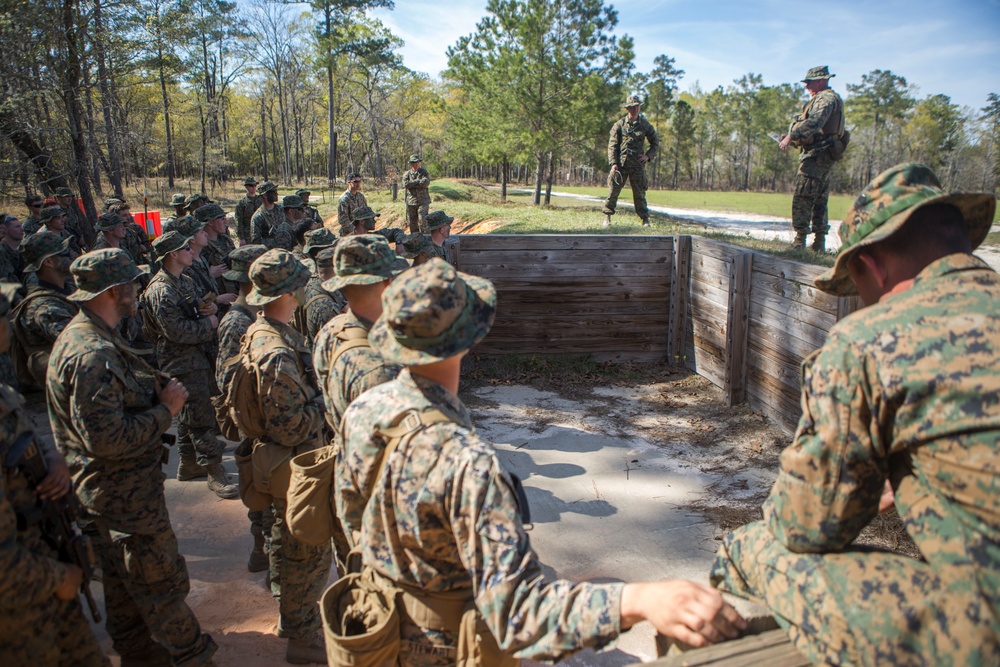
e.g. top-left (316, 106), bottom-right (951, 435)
top-left (251, 204), bottom-right (294, 250)
top-left (12, 282), bottom-right (78, 386)
top-left (337, 368), bottom-right (623, 663)
top-left (711, 252), bottom-right (1000, 665)
top-left (0, 381), bottom-right (107, 666)
top-left (603, 114), bottom-right (658, 220)
top-left (404, 165), bottom-right (431, 233)
top-left (21, 214), bottom-right (42, 236)
top-left (46, 308), bottom-right (217, 666)
top-left (337, 189), bottom-right (368, 232)
top-left (245, 314), bottom-right (330, 640)
top-left (301, 274), bottom-right (345, 342)
top-left (0, 242), bottom-right (27, 284)
top-left (314, 310), bottom-right (400, 435)
top-left (205, 232), bottom-right (238, 295)
top-left (236, 192), bottom-right (263, 245)
top-left (788, 87), bottom-right (844, 236)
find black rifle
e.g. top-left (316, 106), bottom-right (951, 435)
top-left (4, 431), bottom-right (102, 622)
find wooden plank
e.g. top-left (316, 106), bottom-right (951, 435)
top-left (457, 234), bottom-right (674, 251)
top-left (837, 294), bottom-right (863, 321)
top-left (444, 237), bottom-right (461, 270)
top-left (749, 302), bottom-right (829, 357)
top-left (689, 278), bottom-right (731, 312)
top-left (486, 321), bottom-right (669, 340)
top-left (689, 235), bottom-right (749, 262)
top-left (468, 262), bottom-right (671, 279)
top-left (750, 269), bottom-right (841, 315)
top-left (668, 235), bottom-right (692, 365)
top-left (477, 337), bottom-right (665, 354)
top-left (501, 301), bottom-right (669, 317)
top-left (747, 370), bottom-right (803, 435)
top-left (688, 337), bottom-right (726, 389)
top-left (725, 252), bottom-right (753, 406)
top-left (750, 283), bottom-right (838, 331)
top-left (751, 252), bottom-right (827, 285)
top-left (491, 280), bottom-right (669, 296)
top-left (460, 248), bottom-right (673, 266)
top-left (747, 337), bottom-right (803, 397)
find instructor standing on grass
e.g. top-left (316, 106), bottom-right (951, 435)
top-left (603, 94), bottom-right (658, 228)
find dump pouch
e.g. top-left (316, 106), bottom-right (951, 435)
top-left (286, 446), bottom-right (337, 546)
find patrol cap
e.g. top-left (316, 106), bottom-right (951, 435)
top-left (258, 181), bottom-right (278, 195)
top-left (408, 154), bottom-right (421, 163)
top-left (816, 162), bottom-right (997, 295)
top-left (622, 94), bottom-right (642, 108)
top-left (40, 206), bottom-right (66, 222)
top-left (194, 203), bottom-right (226, 223)
top-left (151, 230), bottom-right (191, 257)
top-left (315, 247), bottom-right (336, 269)
top-left (398, 232), bottom-right (433, 259)
top-left (170, 193), bottom-right (187, 207)
top-left (247, 249), bottom-right (311, 306)
top-left (295, 188), bottom-right (311, 197)
top-left (244, 177), bottom-right (259, 186)
top-left (303, 228), bottom-right (336, 256)
top-left (22, 231), bottom-right (71, 272)
top-left (55, 187), bottom-right (75, 197)
top-left (224, 244), bottom-right (268, 283)
top-left (370, 258), bottom-right (496, 365)
top-left (282, 194), bottom-right (304, 210)
top-left (322, 234), bottom-right (408, 292)
top-left (802, 65), bottom-right (835, 82)
top-left (170, 215), bottom-right (205, 238)
top-left (95, 212), bottom-right (124, 232)
top-left (0, 282), bottom-right (22, 317)
top-left (423, 210), bottom-right (453, 232)
top-left (68, 248), bottom-right (145, 302)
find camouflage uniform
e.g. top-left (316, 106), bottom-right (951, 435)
top-left (0, 277), bottom-right (106, 667)
top-left (336, 260), bottom-right (624, 664)
top-left (245, 251), bottom-right (331, 652)
top-left (298, 275), bottom-right (343, 342)
top-left (0, 242), bottom-right (26, 284)
top-left (712, 164), bottom-right (1000, 666)
top-left (47, 251), bottom-right (216, 666)
top-left (123, 223), bottom-right (150, 264)
top-left (403, 159), bottom-right (431, 233)
top-left (60, 203), bottom-right (88, 252)
top-left (236, 193), bottom-right (262, 245)
top-left (251, 205), bottom-right (293, 250)
top-left (603, 96), bottom-right (658, 224)
top-left (337, 189), bottom-right (368, 232)
top-left (11, 281), bottom-right (78, 388)
top-left (141, 262), bottom-right (222, 470)
top-left (206, 233), bottom-right (237, 295)
top-left (787, 68), bottom-right (845, 242)
top-left (22, 214), bottom-right (42, 235)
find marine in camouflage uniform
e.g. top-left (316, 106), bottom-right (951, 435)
top-left (299, 260), bottom-right (344, 343)
top-left (245, 249), bottom-right (331, 664)
top-left (780, 66), bottom-right (845, 251)
top-left (0, 281), bottom-right (107, 667)
top-left (403, 154), bottom-right (431, 233)
top-left (163, 194), bottom-right (188, 233)
top-left (337, 174), bottom-right (369, 235)
top-left (337, 259), bottom-right (744, 665)
top-left (47, 250), bottom-right (217, 667)
top-left (54, 187), bottom-right (89, 252)
top-left (236, 177), bottom-right (262, 245)
top-left (251, 182), bottom-right (293, 249)
top-left (22, 195), bottom-right (44, 235)
top-left (11, 232), bottom-right (78, 389)
top-left (603, 94), bottom-right (658, 227)
top-left (194, 205), bottom-right (239, 309)
top-left (141, 231), bottom-right (237, 499)
top-left (106, 202), bottom-right (149, 266)
top-left (314, 235), bottom-right (406, 437)
top-left (0, 213), bottom-right (28, 284)
top-left (296, 188), bottom-right (321, 225)
top-left (35, 206), bottom-right (82, 257)
top-left (711, 163), bottom-right (1000, 666)
top-left (398, 232), bottom-right (445, 266)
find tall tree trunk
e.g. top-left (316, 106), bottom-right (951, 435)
top-left (501, 159), bottom-right (508, 202)
top-left (157, 41), bottom-right (176, 188)
top-left (81, 63), bottom-right (102, 192)
top-left (260, 96), bottom-right (268, 180)
top-left (0, 109), bottom-right (68, 189)
top-left (532, 151), bottom-right (544, 205)
top-left (61, 0), bottom-right (97, 246)
top-left (199, 103), bottom-right (207, 194)
top-left (93, 0), bottom-right (122, 196)
top-left (544, 151), bottom-right (554, 205)
top-left (324, 7), bottom-right (336, 184)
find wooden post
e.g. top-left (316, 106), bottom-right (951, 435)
top-left (444, 236), bottom-right (461, 271)
top-left (724, 251), bottom-right (753, 406)
top-left (668, 235), bottom-right (691, 365)
top-left (391, 181), bottom-right (398, 201)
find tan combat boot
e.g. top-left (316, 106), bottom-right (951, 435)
top-left (602, 214), bottom-right (612, 227)
top-left (206, 463), bottom-right (239, 499)
top-left (247, 524), bottom-right (269, 572)
top-left (789, 232), bottom-right (807, 250)
top-left (811, 234), bottom-right (826, 253)
top-left (176, 453), bottom-right (208, 481)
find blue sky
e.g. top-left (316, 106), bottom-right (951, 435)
top-left (372, 0), bottom-right (1000, 110)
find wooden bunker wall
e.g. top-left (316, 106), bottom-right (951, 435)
top-left (450, 234), bottom-right (859, 433)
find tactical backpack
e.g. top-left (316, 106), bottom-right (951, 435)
top-left (9, 288), bottom-right (74, 389)
top-left (216, 323), bottom-right (287, 441)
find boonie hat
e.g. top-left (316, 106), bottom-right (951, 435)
top-left (55, 187), bottom-right (75, 197)
top-left (295, 188), bottom-right (311, 197)
top-left (151, 230), bottom-right (191, 257)
top-left (258, 181), bottom-right (278, 195)
top-left (104, 197), bottom-right (125, 210)
top-left (170, 215), bottom-right (205, 238)
top-left (369, 258), bottom-right (496, 365)
top-left (282, 194), bottom-right (304, 210)
top-left (816, 162), bottom-right (997, 295)
top-left (68, 248), bottom-right (145, 301)
top-left (194, 203), bottom-right (226, 223)
top-left (398, 233), bottom-right (433, 259)
top-left (622, 94), bottom-right (642, 108)
top-left (322, 235), bottom-right (408, 292)
top-left (170, 193), bottom-right (187, 207)
top-left (23, 231), bottom-right (71, 272)
top-left (350, 206), bottom-right (379, 222)
top-left (802, 66), bottom-right (835, 82)
top-left (408, 154), bottom-right (421, 163)
top-left (423, 210), bottom-right (453, 232)
top-left (224, 244), bottom-right (268, 283)
top-left (244, 177), bottom-right (259, 186)
top-left (95, 212), bottom-right (124, 232)
top-left (303, 228), bottom-right (336, 255)
top-left (247, 249), bottom-right (311, 306)
top-left (315, 247), bottom-right (336, 269)
top-left (40, 206), bottom-right (66, 222)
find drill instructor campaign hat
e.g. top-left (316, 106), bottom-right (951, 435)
top-left (370, 257), bottom-right (497, 365)
top-left (815, 162), bottom-right (996, 295)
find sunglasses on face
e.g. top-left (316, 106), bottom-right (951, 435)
top-left (30, 204), bottom-right (42, 209)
